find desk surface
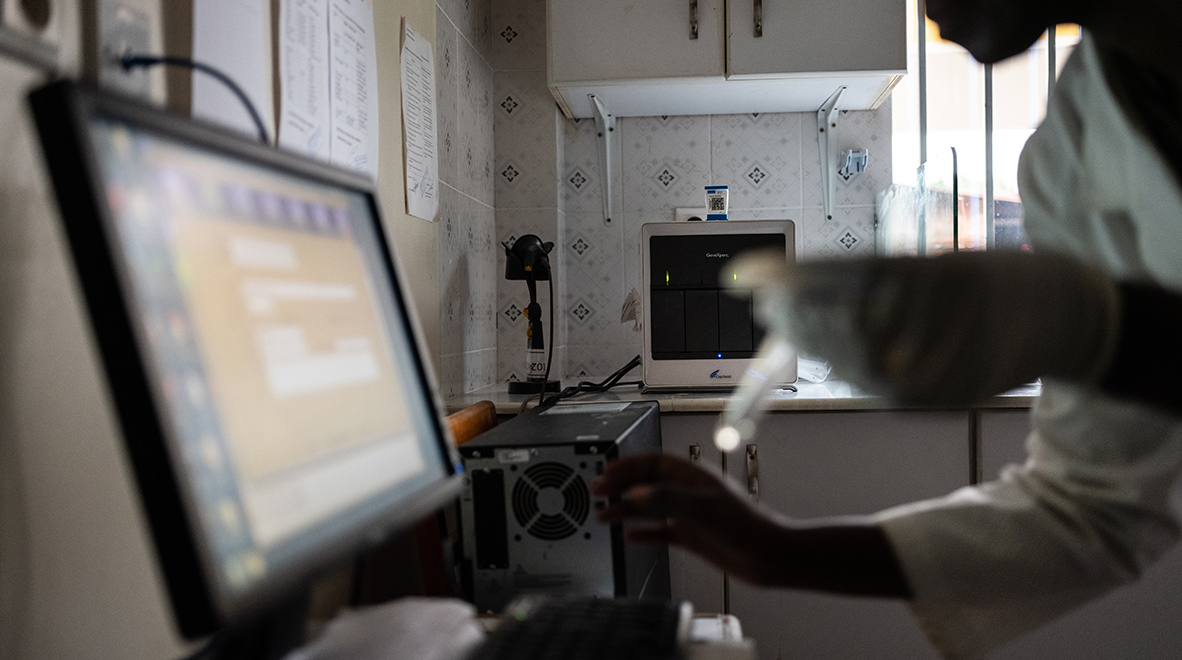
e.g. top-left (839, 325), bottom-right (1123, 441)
top-left (445, 380), bottom-right (1041, 415)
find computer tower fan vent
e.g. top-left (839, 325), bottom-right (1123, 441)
top-left (511, 462), bottom-right (590, 540)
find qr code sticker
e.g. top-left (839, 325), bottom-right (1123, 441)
top-left (708, 197), bottom-right (726, 211)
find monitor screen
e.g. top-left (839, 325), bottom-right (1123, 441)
top-left (31, 82), bottom-right (460, 638)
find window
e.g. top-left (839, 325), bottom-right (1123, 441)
top-left (883, 0), bottom-right (1080, 254)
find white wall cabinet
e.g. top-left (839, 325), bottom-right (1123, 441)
top-left (547, 0), bottom-right (905, 119)
top-left (726, 0), bottom-right (906, 78)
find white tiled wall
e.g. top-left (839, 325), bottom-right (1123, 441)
top-left (490, 0), bottom-right (892, 381)
top-left (437, 0), bottom-right (498, 397)
top-left (492, 0), bottom-right (566, 385)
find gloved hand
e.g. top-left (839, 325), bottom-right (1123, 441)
top-left (729, 250), bottom-right (1121, 406)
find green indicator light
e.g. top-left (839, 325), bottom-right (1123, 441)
top-left (665, 271), bottom-right (670, 285)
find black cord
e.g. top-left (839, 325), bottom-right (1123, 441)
top-left (121, 54), bottom-right (271, 145)
top-left (538, 257), bottom-right (555, 408)
top-left (539, 355), bottom-right (642, 408)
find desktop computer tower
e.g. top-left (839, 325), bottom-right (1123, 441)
top-left (458, 401), bottom-right (669, 613)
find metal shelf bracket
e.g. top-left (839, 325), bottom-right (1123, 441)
top-left (817, 86), bottom-right (847, 222)
top-left (590, 94), bottom-right (616, 226)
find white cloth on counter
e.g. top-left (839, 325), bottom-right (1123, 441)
top-left (877, 35), bottom-right (1182, 660)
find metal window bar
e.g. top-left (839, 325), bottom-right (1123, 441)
top-left (914, 3), bottom-right (1061, 250)
top-left (917, 0), bottom-right (928, 165)
top-left (985, 63), bottom-right (995, 249)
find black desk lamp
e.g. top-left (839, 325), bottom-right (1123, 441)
top-left (503, 234), bottom-right (560, 394)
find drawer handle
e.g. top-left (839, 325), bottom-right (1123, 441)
top-left (689, 0), bottom-right (699, 40)
top-left (746, 444), bottom-right (759, 500)
top-left (689, 444), bottom-right (702, 462)
top-left (753, 0), bottom-right (763, 38)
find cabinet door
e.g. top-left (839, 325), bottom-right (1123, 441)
top-left (729, 411), bottom-right (970, 660)
top-left (978, 409), bottom-right (1182, 660)
top-left (548, 0), bottom-right (725, 84)
top-left (727, 0), bottom-right (906, 78)
top-left (979, 409), bottom-right (1032, 481)
top-left (660, 414), bottom-right (726, 615)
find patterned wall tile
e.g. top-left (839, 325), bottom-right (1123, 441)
top-left (566, 344), bottom-right (644, 380)
top-left (497, 347), bottom-right (522, 384)
top-left (802, 99), bottom-right (894, 212)
top-left (563, 116), bottom-right (624, 220)
top-left (438, 183), bottom-right (465, 356)
top-left (710, 113), bottom-right (802, 210)
top-left (440, 188), bottom-right (498, 358)
top-left (563, 212), bottom-right (636, 348)
top-left (463, 348), bottom-right (498, 393)
top-left (439, 0), bottom-right (491, 64)
top-left (466, 197), bottom-right (499, 353)
top-left (459, 37), bottom-right (495, 206)
top-left (491, 0), bottom-right (545, 71)
top-left (440, 352), bottom-right (464, 398)
top-left (621, 115), bottom-right (711, 215)
top-left (434, 0), bottom-right (500, 397)
top-left (441, 349), bottom-right (497, 397)
top-left (494, 69), bottom-right (560, 210)
top-left (794, 206), bottom-right (877, 260)
top-left (436, 6), bottom-right (459, 188)
top-left (619, 208), bottom-right (668, 310)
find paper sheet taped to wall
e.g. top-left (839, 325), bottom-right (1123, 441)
top-left (278, 0), bottom-right (330, 160)
top-left (328, 0), bottom-right (379, 178)
top-left (278, 0), bottom-right (379, 179)
top-left (400, 21), bottom-right (439, 221)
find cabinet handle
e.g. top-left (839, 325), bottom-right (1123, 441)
top-left (745, 444), bottom-right (759, 501)
top-left (689, 0), bottom-right (698, 40)
top-left (753, 0), bottom-right (763, 38)
top-left (689, 444), bottom-right (701, 462)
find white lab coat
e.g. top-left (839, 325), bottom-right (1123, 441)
top-left (876, 36), bottom-right (1182, 659)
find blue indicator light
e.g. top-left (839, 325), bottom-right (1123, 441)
top-left (717, 353), bottom-right (722, 358)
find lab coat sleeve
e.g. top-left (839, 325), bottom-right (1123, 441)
top-left (872, 35), bottom-right (1182, 659)
top-left (876, 382), bottom-right (1182, 660)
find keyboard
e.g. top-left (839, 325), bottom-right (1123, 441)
top-left (469, 595), bottom-right (693, 660)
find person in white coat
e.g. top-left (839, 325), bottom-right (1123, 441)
top-left (594, 1), bottom-right (1182, 658)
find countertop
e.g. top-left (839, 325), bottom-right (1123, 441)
top-left (445, 380), bottom-right (1041, 415)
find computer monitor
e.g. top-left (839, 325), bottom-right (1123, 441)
top-left (29, 81), bottom-right (462, 639)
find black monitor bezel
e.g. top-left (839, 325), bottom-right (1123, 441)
top-left (28, 80), bottom-right (462, 639)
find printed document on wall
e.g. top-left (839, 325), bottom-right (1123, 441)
top-left (192, 0), bottom-right (273, 139)
top-left (400, 21), bottom-right (439, 221)
top-left (328, 0), bottom-right (379, 179)
top-left (278, 0), bottom-right (331, 161)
